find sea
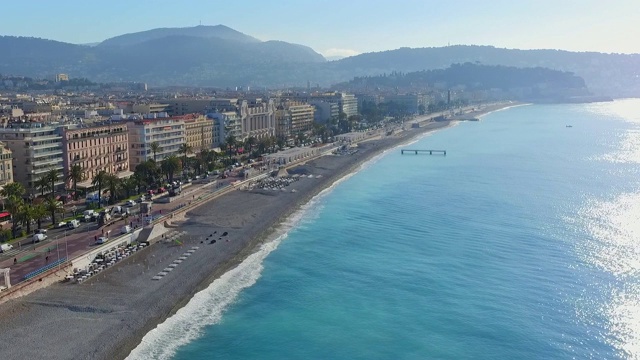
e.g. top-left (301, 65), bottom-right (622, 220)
top-left (128, 99), bottom-right (640, 360)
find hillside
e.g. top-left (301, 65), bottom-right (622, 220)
top-left (0, 26), bottom-right (325, 87)
top-left (0, 28), bottom-right (639, 95)
top-left (329, 46), bottom-right (640, 97)
top-left (98, 25), bottom-right (260, 47)
top-left (334, 63), bottom-right (589, 101)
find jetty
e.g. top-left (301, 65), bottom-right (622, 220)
top-left (401, 149), bottom-right (446, 155)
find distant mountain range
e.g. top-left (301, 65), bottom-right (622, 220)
top-left (0, 25), bottom-right (638, 97)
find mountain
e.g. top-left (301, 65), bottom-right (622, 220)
top-left (1, 27), bottom-right (639, 96)
top-left (97, 25), bottom-right (260, 47)
top-left (328, 46), bottom-right (640, 97)
top-left (0, 26), bottom-right (325, 87)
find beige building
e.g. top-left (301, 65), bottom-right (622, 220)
top-left (183, 114), bottom-right (213, 152)
top-left (275, 101), bottom-right (315, 142)
top-left (61, 123), bottom-right (131, 188)
top-left (0, 123), bottom-right (64, 194)
top-left (0, 143), bottom-right (13, 190)
top-left (127, 115), bottom-right (185, 167)
top-left (239, 99), bottom-right (276, 141)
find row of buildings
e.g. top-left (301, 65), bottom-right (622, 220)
top-left (0, 91), bottom-right (359, 196)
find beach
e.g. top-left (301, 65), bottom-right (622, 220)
top-left (0, 116), bottom-right (476, 360)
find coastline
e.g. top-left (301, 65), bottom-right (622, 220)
top-left (0, 105), bottom-right (510, 360)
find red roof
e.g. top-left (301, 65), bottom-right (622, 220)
top-left (0, 212), bottom-right (10, 218)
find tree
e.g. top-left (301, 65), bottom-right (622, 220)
top-left (4, 195), bottom-right (23, 238)
top-left (0, 182), bottom-right (25, 200)
top-left (44, 197), bottom-right (63, 226)
top-left (45, 168), bottom-right (60, 197)
top-left (120, 177), bottom-right (137, 198)
top-left (104, 174), bottom-right (120, 204)
top-left (17, 203), bottom-right (35, 234)
top-left (92, 170), bottom-right (108, 206)
top-left (178, 143), bottom-right (192, 176)
top-left (66, 164), bottom-right (84, 200)
top-left (149, 142), bottom-right (161, 162)
top-left (134, 160), bottom-right (160, 187)
top-left (225, 134), bottom-right (237, 158)
top-left (244, 136), bottom-right (257, 156)
top-left (161, 156), bottom-right (181, 183)
top-left (32, 203), bottom-right (47, 230)
top-left (35, 175), bottom-right (51, 197)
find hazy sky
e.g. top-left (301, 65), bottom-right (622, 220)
top-left (1, 0), bottom-right (638, 56)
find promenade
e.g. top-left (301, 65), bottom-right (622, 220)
top-left (0, 178), bottom-right (237, 286)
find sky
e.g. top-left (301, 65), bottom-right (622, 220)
top-left (1, 0), bottom-right (638, 57)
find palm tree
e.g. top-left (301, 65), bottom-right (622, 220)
top-left (104, 174), bottom-right (120, 205)
top-left (178, 143), bottom-right (192, 177)
top-left (244, 136), bottom-right (257, 156)
top-left (17, 203), bottom-right (35, 234)
top-left (32, 203), bottom-right (47, 230)
top-left (120, 177), bottom-right (137, 198)
top-left (0, 182), bottom-right (25, 199)
top-left (4, 195), bottom-right (23, 238)
top-left (45, 168), bottom-right (60, 197)
top-left (44, 197), bottom-right (63, 226)
top-left (149, 142), bottom-right (161, 162)
top-left (35, 175), bottom-right (51, 197)
top-left (160, 156), bottom-right (181, 183)
top-left (225, 134), bottom-right (237, 158)
top-left (92, 170), bottom-right (108, 206)
top-left (66, 164), bottom-right (84, 200)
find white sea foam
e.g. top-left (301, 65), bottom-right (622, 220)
top-left (126, 162), bottom-right (366, 360)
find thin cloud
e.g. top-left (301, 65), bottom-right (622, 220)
top-left (323, 48), bottom-right (360, 58)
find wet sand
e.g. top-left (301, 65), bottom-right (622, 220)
top-left (0, 120), bottom-right (459, 360)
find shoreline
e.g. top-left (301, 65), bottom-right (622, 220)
top-left (0, 105), bottom-right (510, 360)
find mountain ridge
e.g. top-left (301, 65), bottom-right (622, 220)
top-left (0, 26), bottom-right (638, 96)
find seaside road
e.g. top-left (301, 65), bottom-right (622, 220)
top-left (0, 179), bottom-right (237, 285)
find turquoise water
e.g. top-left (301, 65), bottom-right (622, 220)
top-left (129, 100), bottom-right (640, 360)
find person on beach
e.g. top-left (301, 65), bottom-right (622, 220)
top-left (45, 256), bottom-right (49, 263)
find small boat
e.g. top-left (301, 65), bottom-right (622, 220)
top-left (566, 125), bottom-right (573, 128)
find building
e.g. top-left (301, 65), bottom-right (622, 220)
top-left (183, 114), bottom-right (213, 152)
top-left (310, 101), bottom-right (339, 123)
top-left (61, 123), bottom-right (131, 189)
top-left (0, 143), bottom-right (13, 191)
top-left (238, 99), bottom-right (276, 141)
top-left (290, 92), bottom-right (358, 119)
top-left (127, 114), bottom-right (185, 167)
top-left (208, 111), bottom-right (241, 148)
top-left (275, 102), bottom-right (315, 143)
top-left (383, 94), bottom-right (429, 114)
top-left (126, 103), bottom-right (171, 114)
top-left (0, 123), bottom-right (64, 194)
top-left (167, 99), bottom-right (212, 116)
top-left (55, 74), bottom-right (69, 82)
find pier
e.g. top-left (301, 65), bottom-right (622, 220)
top-left (401, 149), bottom-right (446, 155)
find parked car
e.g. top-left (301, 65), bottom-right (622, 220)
top-left (0, 243), bottom-right (13, 253)
top-left (125, 200), bottom-right (136, 207)
top-left (157, 187), bottom-right (166, 194)
top-left (121, 225), bottom-right (132, 234)
top-left (56, 221), bottom-right (67, 229)
top-left (95, 236), bottom-right (108, 245)
top-left (35, 228), bottom-right (48, 234)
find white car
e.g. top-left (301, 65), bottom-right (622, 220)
top-left (95, 236), bottom-right (108, 245)
top-left (56, 222), bottom-right (67, 229)
top-left (125, 200), bottom-right (136, 207)
top-left (0, 243), bottom-right (13, 253)
top-left (36, 228), bottom-right (48, 234)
